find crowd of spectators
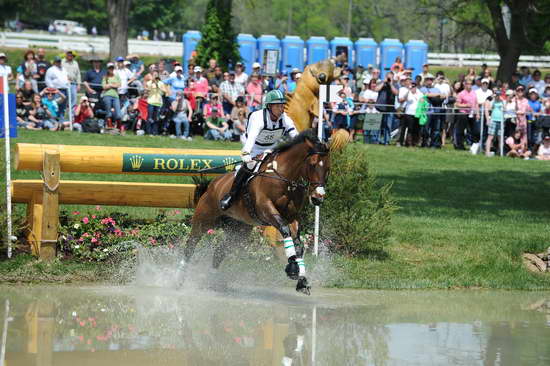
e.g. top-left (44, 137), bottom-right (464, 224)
top-left (2, 49), bottom-right (550, 160)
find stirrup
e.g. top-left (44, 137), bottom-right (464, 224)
top-left (219, 194), bottom-right (233, 211)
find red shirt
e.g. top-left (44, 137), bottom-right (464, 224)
top-left (73, 105), bottom-right (93, 123)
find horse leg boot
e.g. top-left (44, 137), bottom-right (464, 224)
top-left (220, 166), bottom-right (252, 211)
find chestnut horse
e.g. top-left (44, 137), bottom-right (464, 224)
top-left (182, 129), bottom-right (330, 295)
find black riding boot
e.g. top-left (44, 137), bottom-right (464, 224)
top-left (220, 167), bottom-right (251, 210)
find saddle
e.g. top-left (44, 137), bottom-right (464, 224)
top-left (241, 152), bottom-right (277, 225)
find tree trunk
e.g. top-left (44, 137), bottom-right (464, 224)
top-left (107, 0), bottom-right (131, 60)
top-left (496, 42), bottom-right (522, 83)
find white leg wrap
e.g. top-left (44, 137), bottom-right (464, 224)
top-left (283, 237), bottom-right (296, 258)
top-left (296, 257), bottom-right (306, 276)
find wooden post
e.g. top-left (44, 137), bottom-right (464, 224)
top-left (27, 191), bottom-right (43, 257)
top-left (39, 151), bottom-right (60, 260)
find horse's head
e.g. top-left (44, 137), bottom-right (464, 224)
top-left (303, 135), bottom-right (330, 206)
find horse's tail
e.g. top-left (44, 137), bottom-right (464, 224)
top-left (192, 176), bottom-right (212, 205)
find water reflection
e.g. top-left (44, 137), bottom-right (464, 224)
top-left (1, 287), bottom-right (550, 365)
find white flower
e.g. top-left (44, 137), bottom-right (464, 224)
top-left (103, 248), bottom-right (108, 252)
top-left (74, 245), bottom-right (80, 249)
top-left (73, 224), bottom-right (80, 229)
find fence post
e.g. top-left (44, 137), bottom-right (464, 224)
top-left (39, 150), bottom-right (60, 260)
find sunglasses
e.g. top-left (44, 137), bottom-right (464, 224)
top-left (516, 88), bottom-right (524, 92)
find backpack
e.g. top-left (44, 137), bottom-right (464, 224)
top-left (82, 118), bottom-right (101, 133)
top-left (375, 83), bottom-right (395, 113)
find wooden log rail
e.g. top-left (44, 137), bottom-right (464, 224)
top-left (12, 143), bottom-right (241, 259)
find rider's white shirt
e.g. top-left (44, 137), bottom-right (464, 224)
top-left (243, 109), bottom-right (298, 157)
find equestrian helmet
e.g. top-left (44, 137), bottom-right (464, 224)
top-left (264, 90), bottom-right (286, 106)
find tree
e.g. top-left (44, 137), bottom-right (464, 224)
top-left (195, 0), bottom-right (240, 69)
top-left (107, 0), bottom-right (131, 59)
top-left (425, 0), bottom-right (549, 82)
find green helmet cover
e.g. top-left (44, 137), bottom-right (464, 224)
top-left (264, 90), bottom-right (286, 106)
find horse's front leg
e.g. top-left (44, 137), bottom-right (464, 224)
top-left (263, 208), bottom-right (310, 295)
top-left (289, 220), bottom-right (310, 295)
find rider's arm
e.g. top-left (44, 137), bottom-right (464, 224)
top-left (242, 111), bottom-right (262, 155)
top-left (283, 115), bottom-right (298, 138)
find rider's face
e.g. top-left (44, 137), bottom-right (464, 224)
top-left (269, 103), bottom-right (285, 118)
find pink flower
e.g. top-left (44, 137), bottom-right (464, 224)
top-left (92, 215), bottom-right (96, 219)
top-left (95, 205), bottom-right (101, 211)
top-left (82, 217), bottom-right (89, 224)
top-left (91, 237), bottom-right (97, 243)
top-left (114, 229), bottom-right (123, 237)
top-left (207, 229), bottom-right (215, 235)
top-left (130, 229), bottom-right (140, 236)
top-left (72, 211), bottom-right (80, 215)
top-left (149, 238), bottom-right (157, 245)
top-left (174, 210), bottom-right (181, 215)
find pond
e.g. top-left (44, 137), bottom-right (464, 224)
top-left (1, 286), bottom-right (549, 365)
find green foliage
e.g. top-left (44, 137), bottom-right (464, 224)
top-left (58, 208), bottom-right (191, 261)
top-left (195, 0), bottom-right (240, 68)
top-left (303, 145), bottom-right (396, 257)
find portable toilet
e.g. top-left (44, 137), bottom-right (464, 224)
top-left (281, 36), bottom-right (305, 73)
top-left (237, 33), bottom-right (257, 73)
top-left (257, 35), bottom-right (281, 73)
top-left (354, 38), bottom-right (378, 69)
top-left (330, 37), bottom-right (353, 66)
top-left (182, 30), bottom-right (201, 71)
top-left (405, 40), bottom-right (429, 78)
top-left (306, 37), bottom-right (329, 65)
top-left (379, 38), bottom-right (404, 78)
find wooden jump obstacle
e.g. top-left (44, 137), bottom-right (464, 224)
top-left (12, 143), bottom-right (242, 259)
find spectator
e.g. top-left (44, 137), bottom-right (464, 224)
top-left (40, 87), bottom-right (65, 126)
top-left (206, 58), bottom-right (217, 81)
top-left (83, 57), bottom-right (105, 102)
top-left (465, 67), bottom-right (477, 83)
top-left (230, 96), bottom-right (249, 122)
top-left (208, 66), bottom-right (224, 93)
top-left (16, 50), bottom-right (38, 91)
top-left (220, 71), bottom-right (245, 116)
top-left (204, 94), bottom-right (224, 118)
top-left (513, 85), bottom-right (531, 146)
top-left (402, 80), bottom-right (424, 147)
top-left (509, 72), bottom-right (521, 90)
top-left (163, 65), bottom-right (186, 100)
top-left (45, 56), bottom-right (70, 118)
top-left (505, 129), bottom-right (531, 159)
top-left (145, 70), bottom-right (167, 135)
top-left (530, 70), bottom-right (545, 95)
top-left (35, 48), bottom-right (50, 91)
top-left (478, 63), bottom-right (489, 79)
top-left (191, 66), bottom-right (209, 95)
top-left (204, 108), bottom-right (231, 140)
top-left (114, 57), bottom-right (134, 101)
top-left (158, 60), bottom-right (170, 80)
top-left (234, 62), bottom-right (248, 88)
top-left (519, 66), bottom-right (532, 87)
top-left (442, 80), bottom-right (462, 147)
top-left (127, 54), bottom-right (145, 80)
top-left (246, 73), bottom-right (263, 111)
top-left (454, 79), bottom-right (479, 150)
top-left (171, 91), bottom-right (193, 140)
top-left (15, 93), bottom-right (34, 129)
top-left (419, 64), bottom-right (431, 84)
top-left (232, 109), bottom-right (247, 143)
top-left (536, 135), bottom-right (550, 160)
top-left (391, 57), bottom-right (404, 73)
top-left (503, 89), bottom-right (517, 137)
top-left (420, 74), bottom-right (444, 148)
top-left (252, 62), bottom-right (262, 76)
top-left (0, 53), bottom-right (13, 80)
top-left (29, 93), bottom-right (56, 130)
top-left (340, 76), bottom-right (353, 98)
top-left (101, 62), bottom-right (121, 129)
top-left (484, 90), bottom-right (505, 156)
top-left (333, 89), bottom-right (357, 142)
top-left (20, 80), bottom-right (36, 105)
top-left (62, 50), bottom-right (81, 111)
top-left (68, 95), bottom-right (93, 132)
top-left (527, 88), bottom-right (542, 148)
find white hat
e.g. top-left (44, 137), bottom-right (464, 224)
top-left (174, 66), bottom-right (183, 72)
top-left (291, 67), bottom-right (300, 73)
top-left (424, 73), bottom-right (435, 80)
top-left (123, 60), bottom-right (131, 66)
top-left (505, 89), bottom-right (514, 96)
top-left (295, 73), bottom-right (302, 79)
top-left (528, 88), bottom-right (538, 94)
top-left (0, 53), bottom-right (6, 58)
top-left (481, 78), bottom-right (490, 84)
top-left (252, 62), bottom-right (261, 68)
top-left (106, 62), bottom-right (115, 68)
top-left (193, 66), bottom-right (202, 72)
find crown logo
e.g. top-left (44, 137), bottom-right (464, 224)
top-left (129, 155), bottom-right (144, 170)
top-left (223, 157), bottom-right (237, 172)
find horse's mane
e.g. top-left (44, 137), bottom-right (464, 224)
top-left (273, 129), bottom-right (328, 154)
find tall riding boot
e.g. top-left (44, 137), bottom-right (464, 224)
top-left (219, 167), bottom-right (252, 210)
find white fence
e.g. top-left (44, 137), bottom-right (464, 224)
top-left (0, 31), bottom-right (182, 56)
top-left (2, 31), bottom-right (550, 68)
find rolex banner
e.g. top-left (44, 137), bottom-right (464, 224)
top-left (122, 153), bottom-right (239, 174)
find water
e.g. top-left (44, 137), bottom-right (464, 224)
top-left (1, 285), bottom-right (549, 366)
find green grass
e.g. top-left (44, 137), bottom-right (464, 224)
top-left (1, 130), bottom-right (550, 288)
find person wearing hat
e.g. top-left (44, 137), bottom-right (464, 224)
top-left (204, 107), bottom-right (231, 141)
top-left (39, 87), bottom-right (65, 126)
top-left (527, 87), bottom-right (542, 147)
top-left (144, 70), bottom-right (168, 135)
top-left (83, 57), bottom-right (105, 101)
top-left (219, 89), bottom-right (298, 211)
top-left (252, 62), bottom-right (262, 74)
top-left (163, 65), bottom-right (187, 101)
top-left (191, 65), bottom-right (209, 96)
top-left (206, 58), bottom-right (218, 81)
top-left (475, 78), bottom-right (494, 141)
top-left (127, 54), bottom-right (144, 80)
top-left (71, 95), bottom-right (93, 132)
top-left (483, 89), bottom-right (505, 156)
top-left (101, 62), bottom-right (121, 129)
top-left (34, 48), bottom-right (50, 91)
top-left (114, 56), bottom-right (134, 100)
top-left (0, 52), bottom-right (13, 80)
top-left (62, 50), bottom-right (81, 111)
top-left (536, 135), bottom-right (550, 160)
top-left (45, 56), bottom-right (70, 119)
top-left (245, 72), bottom-right (263, 111)
top-left (419, 73), bottom-right (444, 148)
top-left (234, 62), bottom-right (248, 88)
top-left (170, 91), bottom-right (193, 140)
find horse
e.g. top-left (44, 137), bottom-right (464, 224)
top-left (182, 129), bottom-right (331, 295)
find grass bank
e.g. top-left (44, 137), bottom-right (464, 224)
top-left (1, 130), bottom-right (550, 288)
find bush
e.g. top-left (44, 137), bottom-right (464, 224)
top-left (58, 207), bottom-right (191, 261)
top-left (305, 145), bottom-right (396, 257)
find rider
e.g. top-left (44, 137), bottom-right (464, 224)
top-left (219, 89), bottom-right (298, 210)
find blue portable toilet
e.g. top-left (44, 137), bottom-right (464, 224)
top-left (237, 33), bottom-right (257, 73)
top-left (379, 38), bottom-right (404, 78)
top-left (354, 38), bottom-right (377, 69)
top-left (182, 30), bottom-right (201, 71)
top-left (405, 40), bottom-right (429, 78)
top-left (281, 36), bottom-right (305, 73)
top-left (306, 37), bottom-right (329, 65)
top-left (330, 37), bottom-right (353, 66)
top-left (257, 35), bottom-right (281, 72)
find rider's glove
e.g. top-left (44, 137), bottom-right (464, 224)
top-left (241, 153), bottom-right (252, 164)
